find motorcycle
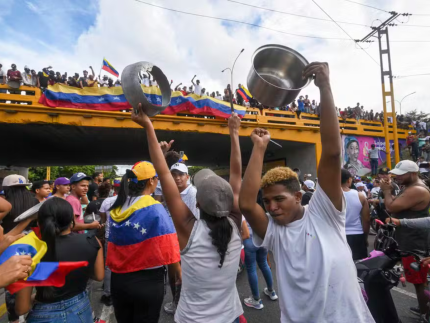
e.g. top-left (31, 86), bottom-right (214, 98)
top-left (356, 220), bottom-right (422, 323)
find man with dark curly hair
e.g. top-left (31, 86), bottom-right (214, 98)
top-left (239, 62), bottom-right (374, 323)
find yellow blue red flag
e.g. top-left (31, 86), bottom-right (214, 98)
top-left (39, 84), bottom-right (247, 118)
top-left (0, 232), bottom-right (88, 294)
top-left (102, 58), bottom-right (119, 77)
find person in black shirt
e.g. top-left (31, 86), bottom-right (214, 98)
top-left (88, 172), bottom-right (104, 201)
top-left (15, 197), bottom-right (104, 321)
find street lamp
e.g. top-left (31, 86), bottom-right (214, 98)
top-left (387, 91), bottom-right (416, 115)
top-left (222, 48), bottom-right (244, 112)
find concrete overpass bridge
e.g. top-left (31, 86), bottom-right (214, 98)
top-left (0, 85), bottom-right (411, 178)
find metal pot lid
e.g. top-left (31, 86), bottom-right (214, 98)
top-left (14, 200), bottom-right (45, 222)
top-left (122, 62), bottom-right (171, 117)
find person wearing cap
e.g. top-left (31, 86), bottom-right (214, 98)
top-left (66, 172), bottom-right (100, 233)
top-left (52, 177), bottom-right (71, 199)
top-left (80, 66), bottom-right (96, 88)
top-left (132, 104), bottom-right (243, 323)
top-left (98, 181), bottom-right (121, 307)
top-left (341, 169), bottom-right (370, 260)
top-left (105, 161), bottom-right (180, 322)
top-left (7, 64), bottom-right (22, 83)
top-left (366, 143), bottom-right (379, 176)
top-left (31, 180), bottom-right (51, 203)
top-left (301, 180), bottom-right (315, 206)
top-left (239, 63), bottom-right (374, 322)
top-left (381, 160), bottom-right (430, 318)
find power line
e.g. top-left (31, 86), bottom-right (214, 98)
top-left (134, 0), bottom-right (350, 41)
top-left (341, 0), bottom-right (389, 13)
top-left (133, 1), bottom-right (430, 44)
top-left (227, 0), bottom-right (370, 27)
top-left (310, 0), bottom-right (380, 65)
top-left (394, 73), bottom-right (430, 79)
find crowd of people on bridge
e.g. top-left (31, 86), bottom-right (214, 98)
top-left (1, 63), bottom-right (430, 323)
top-left (1, 62), bottom-right (427, 130)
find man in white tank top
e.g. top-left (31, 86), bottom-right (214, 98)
top-left (341, 169), bottom-right (370, 260)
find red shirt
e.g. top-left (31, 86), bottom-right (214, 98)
top-left (180, 90), bottom-right (187, 96)
top-left (7, 70), bottom-right (21, 81)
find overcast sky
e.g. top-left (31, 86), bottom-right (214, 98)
top-left (0, 0), bottom-right (429, 114)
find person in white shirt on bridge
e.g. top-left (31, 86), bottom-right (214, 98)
top-left (366, 143), bottom-right (379, 176)
top-left (239, 62), bottom-right (374, 323)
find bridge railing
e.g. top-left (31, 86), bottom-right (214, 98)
top-left (0, 84), bottom-right (413, 136)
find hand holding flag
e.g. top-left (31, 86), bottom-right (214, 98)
top-left (0, 255), bottom-right (32, 288)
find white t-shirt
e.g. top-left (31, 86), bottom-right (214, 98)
top-left (420, 121), bottom-right (427, 130)
top-left (194, 84), bottom-right (202, 95)
top-left (141, 78), bottom-right (150, 86)
top-left (418, 162), bottom-right (429, 174)
top-left (100, 196), bottom-right (117, 239)
top-left (253, 184), bottom-right (374, 323)
top-left (216, 95), bottom-right (223, 100)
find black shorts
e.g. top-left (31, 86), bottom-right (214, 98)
top-left (346, 234), bottom-right (368, 261)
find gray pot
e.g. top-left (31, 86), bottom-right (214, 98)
top-left (122, 61), bottom-right (171, 116)
top-left (247, 45), bottom-right (311, 108)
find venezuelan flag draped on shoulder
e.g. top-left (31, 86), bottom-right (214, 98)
top-left (107, 194), bottom-right (180, 273)
top-left (0, 232), bottom-right (87, 294)
top-left (39, 84), bottom-right (246, 118)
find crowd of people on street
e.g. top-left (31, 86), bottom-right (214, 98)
top-left (1, 62), bottom-right (430, 323)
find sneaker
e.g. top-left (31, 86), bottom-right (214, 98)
top-left (410, 306), bottom-right (421, 316)
top-left (244, 297), bottom-right (264, 310)
top-left (264, 288), bottom-right (278, 301)
top-left (164, 302), bottom-right (176, 314)
top-left (100, 295), bottom-right (112, 306)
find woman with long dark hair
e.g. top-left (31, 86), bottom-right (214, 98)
top-left (106, 161), bottom-right (180, 323)
top-left (131, 104), bottom-right (243, 323)
top-left (15, 197), bottom-right (104, 322)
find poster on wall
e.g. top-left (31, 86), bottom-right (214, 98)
top-left (341, 135), bottom-right (406, 177)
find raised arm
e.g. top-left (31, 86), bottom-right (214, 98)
top-left (239, 128), bottom-right (270, 239)
top-left (174, 83), bottom-right (182, 91)
top-left (131, 104), bottom-right (195, 250)
top-left (228, 113), bottom-right (242, 211)
top-left (303, 62), bottom-right (342, 211)
top-left (381, 179), bottom-right (428, 213)
top-left (89, 66), bottom-right (95, 77)
top-left (191, 75), bottom-right (196, 86)
top-left (359, 193), bottom-right (370, 239)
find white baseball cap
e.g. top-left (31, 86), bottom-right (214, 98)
top-left (389, 160), bottom-right (419, 175)
top-left (303, 180), bottom-right (315, 190)
top-left (170, 163), bottom-right (188, 174)
top-left (2, 174), bottom-right (31, 187)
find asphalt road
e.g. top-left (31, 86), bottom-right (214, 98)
top-left (0, 235), bottom-right (424, 323)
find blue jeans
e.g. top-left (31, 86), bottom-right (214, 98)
top-left (27, 292), bottom-right (92, 323)
top-left (243, 238), bottom-right (273, 299)
top-left (370, 158), bottom-right (378, 175)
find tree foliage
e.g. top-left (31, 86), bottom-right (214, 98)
top-left (28, 165), bottom-right (118, 182)
top-left (405, 109), bottom-right (429, 120)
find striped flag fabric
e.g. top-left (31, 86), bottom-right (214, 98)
top-left (107, 195), bottom-right (180, 273)
top-left (0, 232), bottom-right (88, 294)
top-left (102, 58), bottom-right (119, 77)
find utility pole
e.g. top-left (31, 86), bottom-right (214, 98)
top-left (356, 12), bottom-right (410, 168)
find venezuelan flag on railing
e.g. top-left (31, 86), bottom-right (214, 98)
top-left (39, 84), bottom-right (246, 118)
top-left (0, 232), bottom-right (88, 294)
top-left (107, 195), bottom-right (180, 273)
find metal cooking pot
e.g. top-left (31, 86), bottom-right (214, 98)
top-left (122, 61), bottom-right (171, 116)
top-left (247, 45), bottom-right (311, 108)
